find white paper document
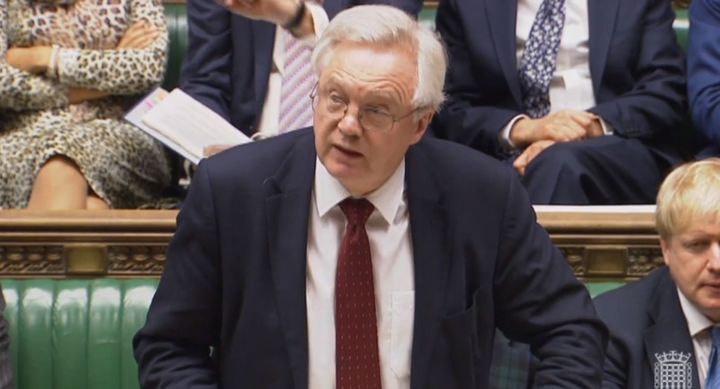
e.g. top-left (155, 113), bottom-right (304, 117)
top-left (125, 88), bottom-right (250, 164)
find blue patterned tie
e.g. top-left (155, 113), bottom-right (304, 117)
top-left (518, 0), bottom-right (566, 118)
top-left (707, 327), bottom-right (720, 388)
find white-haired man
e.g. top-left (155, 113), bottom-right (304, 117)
top-left (134, 5), bottom-right (606, 388)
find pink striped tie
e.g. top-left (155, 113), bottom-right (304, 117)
top-left (278, 30), bottom-right (316, 133)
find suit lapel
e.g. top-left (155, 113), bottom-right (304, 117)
top-left (405, 143), bottom-right (451, 389)
top-left (484, 0), bottom-right (521, 104)
top-left (252, 21), bottom-right (276, 118)
top-left (643, 270), bottom-right (701, 388)
top-left (264, 132), bottom-right (316, 389)
top-left (587, 0), bottom-right (619, 96)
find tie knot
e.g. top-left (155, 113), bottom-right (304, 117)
top-left (339, 198), bottom-right (374, 226)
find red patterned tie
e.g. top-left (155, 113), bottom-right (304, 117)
top-left (278, 30), bottom-right (316, 133)
top-left (336, 198), bottom-right (382, 389)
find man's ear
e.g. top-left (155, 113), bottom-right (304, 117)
top-left (410, 110), bottom-right (434, 145)
top-left (660, 238), bottom-right (671, 266)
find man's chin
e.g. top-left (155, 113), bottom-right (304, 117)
top-left (695, 290), bottom-right (720, 320)
top-left (325, 159), bottom-right (361, 178)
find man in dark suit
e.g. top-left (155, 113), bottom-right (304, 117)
top-left (134, 5), bottom-right (606, 388)
top-left (180, 0), bottom-right (420, 138)
top-left (595, 158), bottom-right (720, 388)
top-left (689, 0), bottom-right (720, 157)
top-left (433, 0), bottom-right (689, 204)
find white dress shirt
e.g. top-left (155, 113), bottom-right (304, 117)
top-left (256, 4), bottom-right (329, 137)
top-left (306, 158), bottom-right (415, 389)
top-left (503, 0), bottom-right (611, 147)
top-left (678, 288), bottom-right (715, 389)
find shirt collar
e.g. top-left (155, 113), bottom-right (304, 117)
top-left (314, 157), bottom-right (405, 224)
top-left (678, 287), bottom-right (715, 337)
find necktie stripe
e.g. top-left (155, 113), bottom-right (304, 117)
top-left (279, 30), bottom-right (316, 133)
top-left (707, 327), bottom-right (720, 388)
top-left (279, 80), bottom-right (316, 113)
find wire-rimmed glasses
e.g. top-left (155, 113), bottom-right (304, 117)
top-left (309, 84), bottom-right (417, 133)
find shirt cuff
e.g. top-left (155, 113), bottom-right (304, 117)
top-left (299, 2), bottom-right (329, 46)
top-left (598, 117), bottom-right (614, 135)
top-left (500, 114), bottom-right (529, 151)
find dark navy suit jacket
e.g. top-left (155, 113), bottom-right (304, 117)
top-left (688, 0), bottom-right (720, 147)
top-left (134, 129), bottom-right (607, 388)
top-left (179, 0), bottom-right (421, 137)
top-left (594, 267), bottom-right (702, 388)
top-left (433, 0), bottom-right (689, 159)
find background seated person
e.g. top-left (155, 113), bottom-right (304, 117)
top-left (0, 0), bottom-right (172, 210)
top-left (688, 0), bottom-right (720, 158)
top-left (134, 5), bottom-right (607, 388)
top-left (180, 0), bottom-right (421, 140)
top-left (595, 158), bottom-right (720, 387)
top-left (433, 0), bottom-right (691, 204)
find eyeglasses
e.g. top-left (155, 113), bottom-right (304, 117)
top-left (309, 85), bottom-right (418, 133)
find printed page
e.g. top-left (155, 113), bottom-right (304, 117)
top-left (124, 87), bottom-right (196, 159)
top-left (127, 88), bottom-right (250, 164)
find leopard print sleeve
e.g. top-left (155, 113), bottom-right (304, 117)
top-left (0, 0), bottom-right (69, 111)
top-left (56, 0), bottom-right (168, 95)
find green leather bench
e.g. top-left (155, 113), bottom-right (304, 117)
top-left (162, 4), bottom-right (188, 91)
top-left (2, 279), bottom-right (157, 389)
top-left (0, 278), bottom-right (621, 389)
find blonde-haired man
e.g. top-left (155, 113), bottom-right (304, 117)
top-left (595, 158), bottom-right (720, 388)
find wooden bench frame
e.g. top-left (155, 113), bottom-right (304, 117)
top-left (0, 209), bottom-right (662, 281)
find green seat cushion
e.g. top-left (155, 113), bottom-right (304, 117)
top-left (2, 279), bottom-right (158, 389)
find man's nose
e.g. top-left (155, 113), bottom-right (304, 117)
top-left (709, 242), bottom-right (720, 270)
top-left (337, 106), bottom-right (363, 136)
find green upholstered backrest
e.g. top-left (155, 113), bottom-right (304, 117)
top-left (675, 8), bottom-right (689, 52)
top-left (163, 4), bottom-right (188, 91)
top-left (2, 279), bottom-right (158, 389)
top-left (0, 277), bottom-right (626, 389)
top-left (586, 281), bottom-right (625, 298)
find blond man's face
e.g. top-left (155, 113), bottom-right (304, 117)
top-left (663, 220), bottom-right (720, 321)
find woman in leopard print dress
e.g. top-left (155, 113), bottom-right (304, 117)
top-left (0, 0), bottom-right (171, 209)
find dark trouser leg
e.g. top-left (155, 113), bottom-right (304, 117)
top-left (520, 136), bottom-right (680, 205)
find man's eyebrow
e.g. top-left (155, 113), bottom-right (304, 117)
top-left (322, 77), bottom-right (345, 88)
top-left (320, 79), bottom-right (401, 102)
top-left (365, 91), bottom-right (397, 101)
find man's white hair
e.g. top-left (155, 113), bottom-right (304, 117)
top-left (311, 5), bottom-right (447, 113)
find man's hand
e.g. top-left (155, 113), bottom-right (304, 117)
top-left (203, 144), bottom-right (235, 157)
top-left (513, 140), bottom-right (556, 176)
top-left (218, 0), bottom-right (299, 26)
top-left (6, 46), bottom-right (52, 74)
top-left (510, 110), bottom-right (603, 149)
top-left (117, 21), bottom-right (161, 50)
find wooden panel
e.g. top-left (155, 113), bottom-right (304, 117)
top-left (0, 211), bottom-right (174, 278)
top-left (0, 208), bottom-right (662, 280)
